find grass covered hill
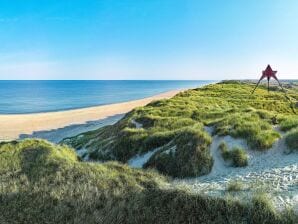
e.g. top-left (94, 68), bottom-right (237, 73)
top-left (62, 81), bottom-right (298, 177)
top-left (0, 139), bottom-right (297, 224)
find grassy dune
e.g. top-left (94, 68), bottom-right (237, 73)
top-left (0, 139), bottom-right (297, 224)
top-left (63, 81), bottom-right (298, 177)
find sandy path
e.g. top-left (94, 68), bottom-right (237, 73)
top-left (0, 90), bottom-right (182, 141)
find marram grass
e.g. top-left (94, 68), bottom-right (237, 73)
top-left (219, 143), bottom-right (248, 167)
top-left (285, 128), bottom-right (298, 151)
top-left (0, 139), bottom-right (297, 224)
top-left (62, 81), bottom-right (297, 177)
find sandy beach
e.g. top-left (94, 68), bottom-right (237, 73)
top-left (0, 89), bottom-right (182, 141)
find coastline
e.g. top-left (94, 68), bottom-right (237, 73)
top-left (0, 89), bottom-right (183, 141)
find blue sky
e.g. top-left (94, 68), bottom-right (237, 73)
top-left (0, 0), bottom-right (297, 80)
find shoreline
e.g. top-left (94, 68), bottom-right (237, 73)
top-left (0, 89), bottom-right (183, 141)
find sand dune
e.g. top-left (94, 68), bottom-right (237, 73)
top-left (0, 90), bottom-right (182, 141)
top-left (174, 127), bottom-right (298, 211)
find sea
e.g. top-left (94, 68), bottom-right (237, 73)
top-left (0, 80), bottom-right (215, 114)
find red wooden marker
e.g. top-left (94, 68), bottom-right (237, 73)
top-left (252, 65), bottom-right (284, 94)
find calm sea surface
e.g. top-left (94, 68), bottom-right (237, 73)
top-left (0, 80), bottom-right (215, 114)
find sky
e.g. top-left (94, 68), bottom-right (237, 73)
top-left (0, 0), bottom-right (297, 80)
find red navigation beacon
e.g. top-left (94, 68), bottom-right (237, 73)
top-left (252, 65), bottom-right (284, 94)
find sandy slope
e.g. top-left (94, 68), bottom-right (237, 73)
top-left (124, 124), bottom-right (298, 210)
top-left (173, 127), bottom-right (298, 211)
top-left (0, 90), bottom-right (182, 141)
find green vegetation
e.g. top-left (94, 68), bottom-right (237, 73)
top-left (285, 128), bottom-right (298, 151)
top-left (219, 141), bottom-right (229, 153)
top-left (250, 193), bottom-right (283, 224)
top-left (213, 112), bottom-right (281, 150)
top-left (144, 126), bottom-right (213, 177)
top-left (219, 143), bottom-right (248, 167)
top-left (1, 139), bottom-right (297, 224)
top-left (226, 180), bottom-right (244, 192)
top-left (280, 115), bottom-right (298, 131)
top-left (62, 81), bottom-right (297, 177)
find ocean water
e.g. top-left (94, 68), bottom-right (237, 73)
top-left (0, 80), bottom-right (215, 114)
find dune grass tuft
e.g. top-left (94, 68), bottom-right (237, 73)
top-left (285, 128), bottom-right (298, 151)
top-left (280, 116), bottom-right (298, 131)
top-left (219, 143), bottom-right (248, 167)
top-left (226, 180), bottom-right (244, 192)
